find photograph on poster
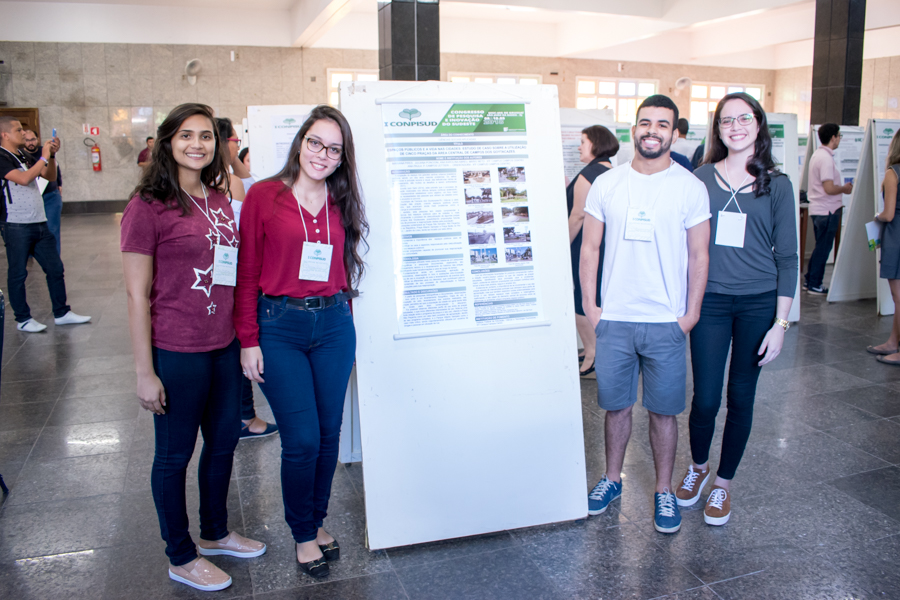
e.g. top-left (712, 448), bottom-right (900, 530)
top-left (500, 185), bottom-right (528, 203)
top-left (498, 166), bottom-right (526, 183)
top-left (466, 210), bottom-right (494, 225)
top-left (463, 170), bottom-right (491, 185)
top-left (470, 247), bottom-right (498, 264)
top-left (501, 206), bottom-right (529, 223)
top-left (468, 228), bottom-right (497, 245)
top-left (503, 225), bottom-right (531, 243)
top-left (506, 246), bottom-right (533, 262)
top-left (465, 187), bottom-right (493, 204)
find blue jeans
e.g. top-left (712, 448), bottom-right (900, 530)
top-left (43, 190), bottom-right (62, 255)
top-left (0, 221), bottom-right (69, 323)
top-left (240, 376), bottom-right (256, 421)
top-left (151, 338), bottom-right (242, 566)
top-left (805, 207), bottom-right (842, 288)
top-left (257, 295), bottom-right (356, 544)
top-left (688, 291), bottom-right (776, 480)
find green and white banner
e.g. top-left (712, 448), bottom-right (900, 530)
top-left (382, 102), bottom-right (543, 336)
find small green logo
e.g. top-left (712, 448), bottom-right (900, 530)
top-left (399, 108), bottom-right (421, 120)
top-left (639, 211), bottom-right (646, 218)
top-left (224, 253), bottom-right (229, 259)
top-left (314, 249), bottom-right (322, 257)
top-left (284, 118), bottom-right (296, 125)
top-left (886, 128), bottom-right (895, 135)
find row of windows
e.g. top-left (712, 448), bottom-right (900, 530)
top-left (326, 69), bottom-right (765, 126)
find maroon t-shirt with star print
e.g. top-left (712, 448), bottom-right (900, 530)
top-left (120, 190), bottom-right (240, 353)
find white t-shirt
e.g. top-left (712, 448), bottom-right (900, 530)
top-left (584, 161), bottom-right (710, 323)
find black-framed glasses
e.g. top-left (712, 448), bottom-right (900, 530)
top-left (304, 136), bottom-right (342, 160)
top-left (719, 114), bottom-right (755, 128)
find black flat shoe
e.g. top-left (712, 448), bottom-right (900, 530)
top-left (318, 540), bottom-right (340, 561)
top-left (298, 557), bottom-right (329, 578)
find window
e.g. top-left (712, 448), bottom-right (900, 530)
top-left (327, 69), bottom-right (379, 107)
top-left (689, 83), bottom-right (764, 125)
top-left (447, 72), bottom-right (542, 85)
top-left (575, 77), bottom-right (659, 124)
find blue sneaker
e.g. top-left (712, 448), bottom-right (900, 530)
top-left (654, 489), bottom-right (682, 533)
top-left (588, 475), bottom-right (622, 515)
top-left (239, 421), bottom-right (279, 440)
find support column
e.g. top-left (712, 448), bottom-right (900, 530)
top-left (810, 0), bottom-right (866, 126)
top-left (378, 0), bottom-right (440, 81)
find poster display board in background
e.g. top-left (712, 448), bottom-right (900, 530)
top-left (382, 102), bottom-right (545, 338)
top-left (766, 114), bottom-right (802, 322)
top-left (829, 119), bottom-right (900, 314)
top-left (558, 108), bottom-right (627, 182)
top-left (343, 80), bottom-right (586, 550)
top-left (246, 104), bottom-right (317, 180)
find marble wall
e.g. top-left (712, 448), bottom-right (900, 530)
top-left (1, 39), bottom-right (792, 202)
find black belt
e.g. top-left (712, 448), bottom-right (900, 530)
top-left (262, 290), bottom-right (359, 311)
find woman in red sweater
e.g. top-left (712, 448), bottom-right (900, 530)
top-left (235, 105), bottom-right (367, 578)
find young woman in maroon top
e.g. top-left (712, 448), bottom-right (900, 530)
top-left (236, 105), bottom-right (367, 578)
top-left (121, 103), bottom-right (266, 592)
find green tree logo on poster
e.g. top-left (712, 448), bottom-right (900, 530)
top-left (886, 128), bottom-right (895, 135)
top-left (399, 109), bottom-right (422, 120)
top-left (284, 118), bottom-right (296, 125)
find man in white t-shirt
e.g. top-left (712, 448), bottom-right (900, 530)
top-left (579, 95), bottom-right (711, 534)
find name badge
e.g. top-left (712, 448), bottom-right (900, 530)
top-left (212, 244), bottom-right (238, 286)
top-left (715, 211), bottom-right (747, 248)
top-left (299, 241), bottom-right (333, 282)
top-left (625, 207), bottom-right (654, 242)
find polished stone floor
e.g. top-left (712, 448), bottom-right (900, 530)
top-left (2, 214), bottom-right (900, 599)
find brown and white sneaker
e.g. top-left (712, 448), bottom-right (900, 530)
top-left (169, 557), bottom-right (232, 591)
top-left (704, 486), bottom-right (731, 526)
top-left (675, 465), bottom-right (710, 507)
top-left (198, 531), bottom-right (267, 558)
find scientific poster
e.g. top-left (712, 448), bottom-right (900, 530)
top-left (271, 114), bottom-right (308, 164)
top-left (769, 123), bottom-right (786, 170)
top-left (382, 102), bottom-right (544, 337)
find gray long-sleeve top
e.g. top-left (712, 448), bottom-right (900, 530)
top-left (695, 164), bottom-right (798, 297)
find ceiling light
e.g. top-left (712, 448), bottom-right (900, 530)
top-left (690, 9), bottom-right (766, 28)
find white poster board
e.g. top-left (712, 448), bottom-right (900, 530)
top-left (767, 113), bottom-right (802, 322)
top-left (829, 119), bottom-right (900, 313)
top-left (246, 104), bottom-right (317, 180)
top-left (559, 108), bottom-right (627, 183)
top-left (342, 80), bottom-right (586, 549)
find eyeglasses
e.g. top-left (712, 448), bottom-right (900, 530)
top-left (226, 137), bottom-right (240, 143)
top-left (718, 114), bottom-right (755, 128)
top-left (304, 136), bottom-right (342, 160)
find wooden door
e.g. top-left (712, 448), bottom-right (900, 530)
top-left (0, 108), bottom-right (40, 138)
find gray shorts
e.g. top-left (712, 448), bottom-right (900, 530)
top-left (594, 320), bottom-right (687, 416)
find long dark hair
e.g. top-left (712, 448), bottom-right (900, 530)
top-left (130, 103), bottom-right (228, 215)
top-left (704, 92), bottom-right (779, 197)
top-left (264, 105), bottom-right (369, 287)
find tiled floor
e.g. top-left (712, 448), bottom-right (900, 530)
top-left (1, 214), bottom-right (899, 599)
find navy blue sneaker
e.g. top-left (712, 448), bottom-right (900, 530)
top-left (654, 489), bottom-right (682, 533)
top-left (588, 475), bottom-right (622, 515)
top-left (239, 421), bottom-right (279, 440)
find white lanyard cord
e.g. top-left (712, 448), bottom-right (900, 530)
top-left (626, 159), bottom-right (673, 211)
top-left (721, 161), bottom-right (752, 214)
top-left (1, 147), bottom-right (26, 168)
top-left (182, 184), bottom-right (236, 247)
top-left (292, 184), bottom-right (331, 246)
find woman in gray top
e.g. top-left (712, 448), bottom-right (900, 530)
top-left (869, 130), bottom-right (900, 363)
top-left (673, 93), bottom-right (797, 527)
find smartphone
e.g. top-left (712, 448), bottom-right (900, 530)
top-left (51, 128), bottom-right (57, 138)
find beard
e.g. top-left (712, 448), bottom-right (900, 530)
top-left (635, 133), bottom-right (673, 160)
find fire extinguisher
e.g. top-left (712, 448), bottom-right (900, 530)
top-left (84, 138), bottom-right (101, 171)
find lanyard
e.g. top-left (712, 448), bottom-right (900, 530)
top-left (626, 159), bottom-right (673, 210)
top-left (292, 184), bottom-right (331, 246)
top-left (182, 184), bottom-right (236, 248)
top-left (720, 161), bottom-right (752, 214)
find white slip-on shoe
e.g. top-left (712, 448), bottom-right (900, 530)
top-left (54, 311), bottom-right (91, 325)
top-left (16, 318), bottom-right (47, 333)
top-left (197, 532), bottom-right (267, 558)
top-left (168, 557), bottom-right (233, 592)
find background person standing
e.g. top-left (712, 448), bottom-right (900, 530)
top-left (138, 136), bottom-right (154, 168)
top-left (804, 123), bottom-right (852, 295)
top-left (23, 129), bottom-right (63, 254)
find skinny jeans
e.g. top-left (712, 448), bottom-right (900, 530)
top-left (0, 221), bottom-right (69, 322)
top-left (805, 207), bottom-right (842, 288)
top-left (688, 290), bottom-right (776, 480)
top-left (256, 296), bottom-right (356, 544)
top-left (150, 338), bottom-right (241, 566)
